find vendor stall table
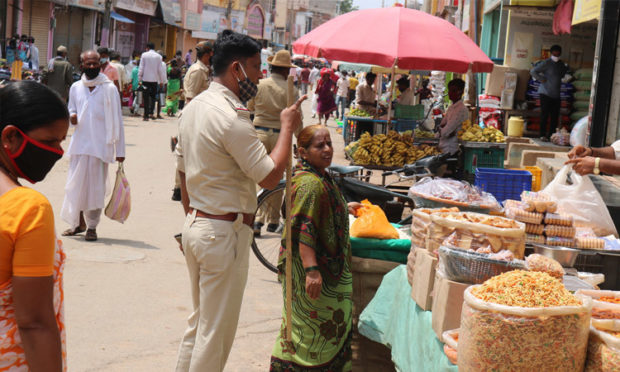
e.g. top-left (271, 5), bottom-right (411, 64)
top-left (358, 265), bottom-right (458, 372)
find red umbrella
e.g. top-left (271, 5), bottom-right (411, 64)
top-left (293, 7), bottom-right (493, 73)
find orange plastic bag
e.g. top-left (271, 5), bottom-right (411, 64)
top-left (350, 199), bottom-right (400, 240)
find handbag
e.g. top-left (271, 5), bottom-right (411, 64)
top-left (105, 162), bottom-right (131, 223)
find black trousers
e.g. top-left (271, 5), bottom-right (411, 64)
top-left (540, 94), bottom-right (561, 138)
top-left (142, 81), bottom-right (158, 118)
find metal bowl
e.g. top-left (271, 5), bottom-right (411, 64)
top-left (532, 244), bottom-right (580, 267)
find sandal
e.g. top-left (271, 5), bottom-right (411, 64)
top-left (85, 229), bottom-right (98, 242)
top-left (62, 226), bottom-right (86, 236)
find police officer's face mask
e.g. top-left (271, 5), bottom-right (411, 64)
top-left (236, 63), bottom-right (257, 104)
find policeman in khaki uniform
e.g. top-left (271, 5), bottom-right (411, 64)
top-left (175, 30), bottom-right (305, 372)
top-left (183, 41), bottom-right (213, 103)
top-left (247, 49), bottom-right (300, 236)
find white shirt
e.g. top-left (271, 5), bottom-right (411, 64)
top-left (67, 79), bottom-right (125, 162)
top-left (398, 87), bottom-right (415, 106)
top-left (611, 140), bottom-right (620, 159)
top-left (337, 77), bottom-right (350, 97)
top-left (309, 67), bottom-right (320, 84)
top-left (439, 100), bottom-right (469, 155)
top-left (139, 50), bottom-right (166, 83)
top-left (161, 62), bottom-right (168, 84)
top-left (28, 44), bottom-right (39, 70)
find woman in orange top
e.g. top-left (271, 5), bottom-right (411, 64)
top-left (0, 81), bottom-right (69, 371)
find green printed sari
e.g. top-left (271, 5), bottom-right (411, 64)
top-left (270, 162), bottom-right (353, 372)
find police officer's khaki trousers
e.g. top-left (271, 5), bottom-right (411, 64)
top-left (255, 129), bottom-right (283, 226)
top-left (175, 210), bottom-right (252, 372)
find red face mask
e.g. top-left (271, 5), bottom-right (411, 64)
top-left (4, 127), bottom-right (63, 183)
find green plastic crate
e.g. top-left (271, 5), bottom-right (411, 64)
top-left (394, 103), bottom-right (424, 120)
top-left (463, 146), bottom-right (504, 174)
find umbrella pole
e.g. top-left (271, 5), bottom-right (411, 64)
top-left (386, 58), bottom-right (398, 131)
top-left (285, 75), bottom-right (295, 342)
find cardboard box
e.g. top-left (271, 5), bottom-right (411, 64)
top-left (431, 271), bottom-right (471, 341)
top-left (501, 89), bottom-right (515, 110)
top-left (485, 65), bottom-right (531, 101)
top-left (504, 72), bottom-right (518, 91)
top-left (411, 249), bottom-right (438, 311)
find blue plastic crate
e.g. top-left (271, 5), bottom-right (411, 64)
top-left (393, 119), bottom-right (419, 132)
top-left (475, 168), bottom-right (532, 202)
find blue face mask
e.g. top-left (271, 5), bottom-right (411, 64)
top-left (100, 57), bottom-right (109, 64)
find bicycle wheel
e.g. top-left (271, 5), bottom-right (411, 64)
top-left (251, 183), bottom-right (286, 273)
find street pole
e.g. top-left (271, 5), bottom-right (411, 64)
top-left (101, 0), bottom-right (112, 47)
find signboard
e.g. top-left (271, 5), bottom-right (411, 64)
top-left (115, 0), bottom-right (157, 16)
top-left (246, 4), bottom-right (264, 39)
top-left (572, 0), bottom-right (602, 25)
top-left (116, 31), bottom-right (135, 58)
top-left (159, 0), bottom-right (182, 26)
top-left (185, 11), bottom-right (201, 30)
top-left (68, 0), bottom-right (104, 11)
top-left (484, 0), bottom-right (501, 14)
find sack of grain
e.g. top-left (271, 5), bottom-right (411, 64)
top-left (585, 326), bottom-right (620, 372)
top-left (459, 271), bottom-right (592, 371)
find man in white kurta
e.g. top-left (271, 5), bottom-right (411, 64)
top-left (61, 50), bottom-right (125, 242)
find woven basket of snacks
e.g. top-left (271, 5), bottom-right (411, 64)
top-left (438, 245), bottom-right (525, 284)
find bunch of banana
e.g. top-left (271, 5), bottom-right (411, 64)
top-left (458, 120), bottom-right (506, 143)
top-left (352, 132), bottom-right (440, 167)
top-left (414, 128), bottom-right (435, 139)
top-left (349, 108), bottom-right (373, 117)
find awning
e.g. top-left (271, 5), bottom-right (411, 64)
top-left (111, 11), bottom-right (135, 24)
top-left (159, 0), bottom-right (182, 26)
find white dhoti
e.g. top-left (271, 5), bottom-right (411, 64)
top-left (60, 155), bottom-right (109, 229)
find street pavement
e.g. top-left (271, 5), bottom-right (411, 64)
top-left (33, 98), bottom-right (348, 371)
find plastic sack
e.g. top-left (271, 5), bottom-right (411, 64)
top-left (585, 326), bottom-right (620, 372)
top-left (442, 329), bottom-right (459, 365)
top-left (459, 287), bottom-right (592, 372)
top-left (544, 165), bottom-right (618, 237)
top-left (575, 289), bottom-right (620, 332)
top-left (570, 116), bottom-right (589, 147)
top-left (410, 208), bottom-right (459, 250)
top-left (409, 178), bottom-right (501, 210)
top-left (350, 199), bottom-right (399, 240)
top-left (105, 163), bottom-right (131, 223)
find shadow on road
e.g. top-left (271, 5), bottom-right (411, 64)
top-left (70, 237), bottom-right (161, 250)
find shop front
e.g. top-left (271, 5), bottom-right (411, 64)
top-left (155, 0), bottom-right (181, 59)
top-left (114, 0), bottom-right (157, 59)
top-left (51, 0), bottom-right (99, 67)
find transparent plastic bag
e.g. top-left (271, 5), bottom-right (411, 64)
top-left (459, 288), bottom-right (592, 372)
top-left (585, 327), bottom-right (620, 372)
top-left (544, 165), bottom-right (618, 237)
top-left (408, 178), bottom-right (501, 210)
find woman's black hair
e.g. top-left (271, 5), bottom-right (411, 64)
top-left (0, 81), bottom-right (69, 133)
top-left (212, 30), bottom-right (261, 76)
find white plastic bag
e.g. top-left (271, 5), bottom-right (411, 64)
top-left (544, 165), bottom-right (617, 237)
top-left (105, 163), bottom-right (131, 223)
top-left (570, 116), bottom-right (588, 147)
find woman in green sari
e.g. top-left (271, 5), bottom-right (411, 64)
top-left (270, 124), bottom-right (361, 372)
top-left (164, 59), bottom-right (183, 116)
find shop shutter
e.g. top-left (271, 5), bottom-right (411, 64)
top-left (29, 0), bottom-right (51, 68)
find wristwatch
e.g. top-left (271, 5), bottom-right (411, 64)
top-left (594, 157), bottom-right (601, 175)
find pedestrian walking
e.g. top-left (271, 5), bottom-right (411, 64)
top-left (309, 64), bottom-right (320, 118)
top-left (348, 71), bottom-right (358, 104)
top-left (270, 125), bottom-right (358, 372)
top-left (184, 49), bottom-right (193, 67)
top-left (530, 44), bottom-right (569, 141)
top-left (0, 81), bottom-right (69, 372)
top-left (316, 68), bottom-right (337, 124)
top-left (335, 70), bottom-right (350, 120)
top-left (155, 51), bottom-right (168, 119)
top-left (41, 46), bottom-right (74, 102)
top-left (300, 63), bottom-right (310, 95)
top-left (26, 36), bottom-right (39, 71)
top-left (183, 41), bottom-right (213, 103)
top-left (130, 56), bottom-right (143, 116)
top-left (61, 50), bottom-right (126, 242)
top-left (164, 59), bottom-right (183, 116)
top-left (139, 43), bottom-right (166, 121)
top-left (124, 51), bottom-right (140, 79)
top-left (110, 51), bottom-right (129, 93)
top-left (174, 29), bottom-right (304, 372)
top-left (247, 49), bottom-right (300, 236)
top-left (97, 47), bottom-right (120, 92)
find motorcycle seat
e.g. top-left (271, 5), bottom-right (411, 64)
top-left (328, 165), bottom-right (363, 176)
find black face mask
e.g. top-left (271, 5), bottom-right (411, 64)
top-left (4, 127), bottom-right (63, 183)
top-left (84, 67), bottom-right (101, 80)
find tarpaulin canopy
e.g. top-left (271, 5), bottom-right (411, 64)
top-left (293, 7), bottom-right (494, 73)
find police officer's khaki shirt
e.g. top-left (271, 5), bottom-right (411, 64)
top-left (247, 74), bottom-right (299, 130)
top-left (176, 82), bottom-right (275, 215)
top-left (183, 60), bottom-right (211, 100)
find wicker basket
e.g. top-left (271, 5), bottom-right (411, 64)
top-left (438, 245), bottom-right (525, 284)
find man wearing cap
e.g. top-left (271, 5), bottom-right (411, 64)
top-left (183, 41), bottom-right (213, 103)
top-left (42, 45), bottom-right (74, 101)
top-left (247, 49), bottom-right (300, 236)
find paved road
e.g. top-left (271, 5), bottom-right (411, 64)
top-left (34, 99), bottom-right (347, 371)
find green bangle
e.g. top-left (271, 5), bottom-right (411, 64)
top-left (304, 266), bottom-right (320, 273)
